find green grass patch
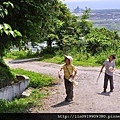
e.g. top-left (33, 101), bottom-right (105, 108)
top-left (5, 48), bottom-right (120, 68)
top-left (5, 50), bottom-right (39, 59)
top-left (0, 89), bottom-right (44, 113)
top-left (0, 68), bottom-right (55, 113)
top-left (12, 68), bottom-right (55, 88)
top-left (40, 54), bottom-right (64, 64)
top-left (39, 53), bottom-right (101, 67)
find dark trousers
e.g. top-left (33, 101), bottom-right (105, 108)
top-left (64, 77), bottom-right (73, 100)
top-left (104, 73), bottom-right (114, 90)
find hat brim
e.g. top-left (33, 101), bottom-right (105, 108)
top-left (64, 55), bottom-right (73, 62)
top-left (64, 55), bottom-right (70, 60)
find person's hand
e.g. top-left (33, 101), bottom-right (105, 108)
top-left (100, 69), bottom-right (102, 73)
top-left (58, 74), bottom-right (61, 79)
top-left (72, 75), bottom-right (75, 80)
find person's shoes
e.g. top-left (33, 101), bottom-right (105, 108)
top-left (103, 89), bottom-right (106, 92)
top-left (65, 99), bottom-right (73, 102)
top-left (65, 97), bottom-right (68, 101)
top-left (110, 90), bottom-right (113, 92)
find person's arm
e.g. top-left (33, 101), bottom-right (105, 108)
top-left (58, 68), bottom-right (63, 79)
top-left (72, 65), bottom-right (77, 79)
top-left (100, 65), bottom-right (105, 73)
top-left (72, 69), bottom-right (77, 79)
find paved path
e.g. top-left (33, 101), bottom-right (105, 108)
top-left (5, 60), bottom-right (120, 113)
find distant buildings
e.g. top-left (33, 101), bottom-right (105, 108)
top-left (71, 7), bottom-right (120, 32)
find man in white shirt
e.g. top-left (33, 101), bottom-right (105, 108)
top-left (100, 54), bottom-right (116, 92)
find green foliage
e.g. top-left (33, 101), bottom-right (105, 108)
top-left (40, 54), bottom-right (64, 64)
top-left (38, 48), bottom-right (98, 67)
top-left (5, 50), bottom-right (39, 59)
top-left (0, 59), bottom-right (15, 88)
top-left (2, 0), bottom-right (120, 113)
top-left (1, 0), bottom-right (71, 50)
top-left (85, 28), bottom-right (120, 55)
top-left (0, 68), bottom-right (55, 113)
top-left (0, 1), bottom-right (14, 18)
top-left (0, 89), bottom-right (44, 113)
top-left (0, 1), bottom-right (22, 57)
top-left (54, 11), bottom-right (92, 51)
top-left (1, 0), bottom-right (93, 57)
top-left (81, 7), bottom-right (91, 20)
top-left (0, 23), bottom-right (22, 37)
top-left (12, 68), bottom-right (55, 88)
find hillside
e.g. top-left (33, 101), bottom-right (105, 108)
top-left (72, 7), bottom-right (120, 33)
top-left (6, 60), bottom-right (120, 113)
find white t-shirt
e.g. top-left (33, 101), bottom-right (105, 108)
top-left (103, 59), bottom-right (115, 76)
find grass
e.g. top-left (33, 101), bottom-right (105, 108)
top-left (40, 47), bottom-right (120, 68)
top-left (40, 56), bottom-right (100, 67)
top-left (0, 89), bottom-right (44, 113)
top-left (38, 51), bottom-right (102, 67)
top-left (0, 68), bottom-right (55, 113)
top-left (2, 48), bottom-right (120, 113)
top-left (5, 49), bottom-right (120, 68)
top-left (39, 54), bottom-right (64, 64)
top-left (4, 50), bottom-right (39, 59)
top-left (12, 68), bottom-right (55, 88)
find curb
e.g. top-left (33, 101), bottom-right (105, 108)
top-left (9, 57), bottom-right (40, 64)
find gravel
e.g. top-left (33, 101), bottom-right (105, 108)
top-left (6, 60), bottom-right (120, 113)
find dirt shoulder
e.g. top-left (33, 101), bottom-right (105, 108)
top-left (6, 60), bottom-right (120, 113)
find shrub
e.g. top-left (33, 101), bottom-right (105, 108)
top-left (0, 60), bottom-right (15, 88)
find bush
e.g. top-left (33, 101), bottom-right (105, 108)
top-left (5, 50), bottom-right (39, 59)
top-left (0, 60), bottom-right (15, 88)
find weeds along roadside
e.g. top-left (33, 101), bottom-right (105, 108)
top-left (0, 68), bottom-right (55, 113)
top-left (2, 48), bottom-right (120, 112)
top-left (4, 48), bottom-right (120, 68)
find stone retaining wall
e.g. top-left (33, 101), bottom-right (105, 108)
top-left (0, 76), bottom-right (30, 101)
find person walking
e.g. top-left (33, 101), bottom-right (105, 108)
top-left (58, 55), bottom-right (77, 102)
top-left (100, 54), bottom-right (116, 92)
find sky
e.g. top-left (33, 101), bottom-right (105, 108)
top-left (60, 0), bottom-right (120, 10)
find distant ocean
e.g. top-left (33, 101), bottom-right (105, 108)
top-left (64, 1), bottom-right (120, 10)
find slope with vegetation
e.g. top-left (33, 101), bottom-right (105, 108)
top-left (0, 0), bottom-right (120, 102)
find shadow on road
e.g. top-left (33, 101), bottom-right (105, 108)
top-left (98, 91), bottom-right (110, 96)
top-left (51, 100), bottom-right (73, 108)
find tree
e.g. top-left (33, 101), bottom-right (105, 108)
top-left (1, 0), bottom-right (94, 56)
top-left (0, 1), bottom-right (22, 57)
top-left (2, 0), bottom-right (68, 49)
top-left (0, 1), bottom-right (22, 86)
top-left (47, 7), bottom-right (92, 53)
top-left (85, 28), bottom-right (120, 55)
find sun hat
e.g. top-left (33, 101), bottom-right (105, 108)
top-left (64, 55), bottom-right (73, 62)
